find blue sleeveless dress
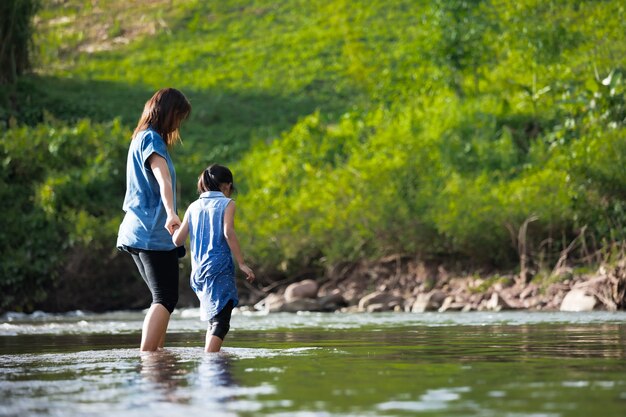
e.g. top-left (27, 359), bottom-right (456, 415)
top-left (186, 191), bottom-right (239, 321)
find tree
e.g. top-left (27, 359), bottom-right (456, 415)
top-left (0, 0), bottom-right (40, 84)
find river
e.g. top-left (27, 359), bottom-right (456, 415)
top-left (1, 309), bottom-right (625, 416)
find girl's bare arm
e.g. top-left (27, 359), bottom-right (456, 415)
top-left (224, 202), bottom-right (255, 282)
top-left (172, 209), bottom-right (190, 247)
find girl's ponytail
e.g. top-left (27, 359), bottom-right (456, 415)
top-left (197, 164), bottom-right (234, 194)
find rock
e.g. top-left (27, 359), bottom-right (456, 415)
top-left (485, 292), bottom-right (513, 311)
top-left (519, 284), bottom-right (538, 300)
top-left (366, 303), bottom-right (386, 312)
top-left (254, 293), bottom-right (285, 312)
top-left (438, 296), bottom-right (465, 312)
top-left (235, 305), bottom-right (256, 313)
top-left (357, 291), bottom-right (383, 310)
top-left (560, 289), bottom-right (597, 312)
top-left (284, 279), bottom-right (318, 302)
top-left (411, 294), bottom-right (431, 312)
top-left (438, 296), bottom-right (453, 312)
top-left (342, 288), bottom-right (362, 306)
top-left (403, 297), bottom-right (416, 312)
top-left (318, 290), bottom-right (347, 311)
top-left (280, 298), bottom-right (322, 312)
top-left (522, 296), bottom-right (541, 309)
top-left (357, 291), bottom-right (403, 311)
top-left (411, 290), bottom-right (446, 312)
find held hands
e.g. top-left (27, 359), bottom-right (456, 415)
top-left (239, 264), bottom-right (256, 283)
top-left (165, 213), bottom-right (181, 235)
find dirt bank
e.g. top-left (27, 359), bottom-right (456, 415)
top-left (240, 256), bottom-right (626, 314)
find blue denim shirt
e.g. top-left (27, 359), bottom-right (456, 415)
top-left (116, 128), bottom-right (177, 251)
top-left (187, 191), bottom-right (238, 320)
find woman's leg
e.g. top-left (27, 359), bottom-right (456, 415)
top-left (142, 304), bottom-right (170, 351)
top-left (131, 249), bottom-right (179, 351)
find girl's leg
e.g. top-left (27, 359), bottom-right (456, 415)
top-left (204, 300), bottom-right (234, 353)
top-left (205, 334), bottom-right (224, 352)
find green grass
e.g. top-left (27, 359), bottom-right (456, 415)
top-left (2, 0), bottom-right (626, 311)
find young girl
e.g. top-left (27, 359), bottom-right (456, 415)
top-left (172, 164), bottom-right (255, 352)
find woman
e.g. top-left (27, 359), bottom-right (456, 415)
top-left (117, 88), bottom-right (191, 351)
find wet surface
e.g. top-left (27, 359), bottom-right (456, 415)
top-left (1, 311), bottom-right (626, 416)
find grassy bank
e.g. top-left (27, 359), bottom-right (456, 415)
top-left (1, 0), bottom-right (625, 312)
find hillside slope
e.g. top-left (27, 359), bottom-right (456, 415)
top-left (1, 0), bottom-right (625, 312)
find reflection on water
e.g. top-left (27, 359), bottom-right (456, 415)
top-left (139, 350), bottom-right (239, 406)
top-left (1, 312), bottom-right (626, 417)
top-left (139, 350), bottom-right (191, 404)
top-left (197, 354), bottom-right (236, 388)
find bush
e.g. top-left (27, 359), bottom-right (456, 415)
top-left (3, 0), bottom-right (626, 311)
top-left (0, 117), bottom-right (129, 312)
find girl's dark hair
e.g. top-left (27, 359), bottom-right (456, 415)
top-left (133, 87), bottom-right (191, 147)
top-left (198, 164), bottom-right (236, 194)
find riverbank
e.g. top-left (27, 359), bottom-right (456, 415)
top-left (243, 256), bottom-right (626, 314)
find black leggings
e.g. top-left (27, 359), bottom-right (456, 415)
top-left (209, 300), bottom-right (234, 340)
top-left (128, 248), bottom-right (179, 313)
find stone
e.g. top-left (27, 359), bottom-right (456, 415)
top-left (342, 288), bottom-right (361, 306)
top-left (560, 289), bottom-right (597, 312)
top-left (519, 284), bottom-right (538, 300)
top-left (412, 290), bottom-right (446, 312)
top-left (438, 297), bottom-right (464, 312)
top-left (284, 279), bottom-right (319, 302)
top-left (357, 291), bottom-right (403, 311)
top-left (339, 305), bottom-right (361, 313)
top-left (280, 298), bottom-right (322, 312)
top-left (485, 292), bottom-right (513, 311)
top-left (254, 293), bottom-right (285, 312)
top-left (366, 303), bottom-right (386, 312)
top-left (318, 290), bottom-right (347, 311)
top-left (412, 293), bottom-right (433, 312)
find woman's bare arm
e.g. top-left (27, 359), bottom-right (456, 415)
top-left (148, 153), bottom-right (181, 235)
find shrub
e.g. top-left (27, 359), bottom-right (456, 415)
top-left (0, 117), bottom-right (129, 312)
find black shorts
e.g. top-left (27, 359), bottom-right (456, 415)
top-left (209, 300), bottom-right (234, 340)
top-left (125, 247), bottom-right (179, 314)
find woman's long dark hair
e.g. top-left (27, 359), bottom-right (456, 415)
top-left (198, 164), bottom-right (236, 194)
top-left (133, 88), bottom-right (191, 146)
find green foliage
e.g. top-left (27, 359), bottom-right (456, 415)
top-left (2, 0), bottom-right (626, 310)
top-left (0, 118), bottom-right (129, 311)
top-left (233, 0), bottom-right (626, 272)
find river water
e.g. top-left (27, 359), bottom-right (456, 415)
top-left (1, 309), bottom-right (625, 417)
